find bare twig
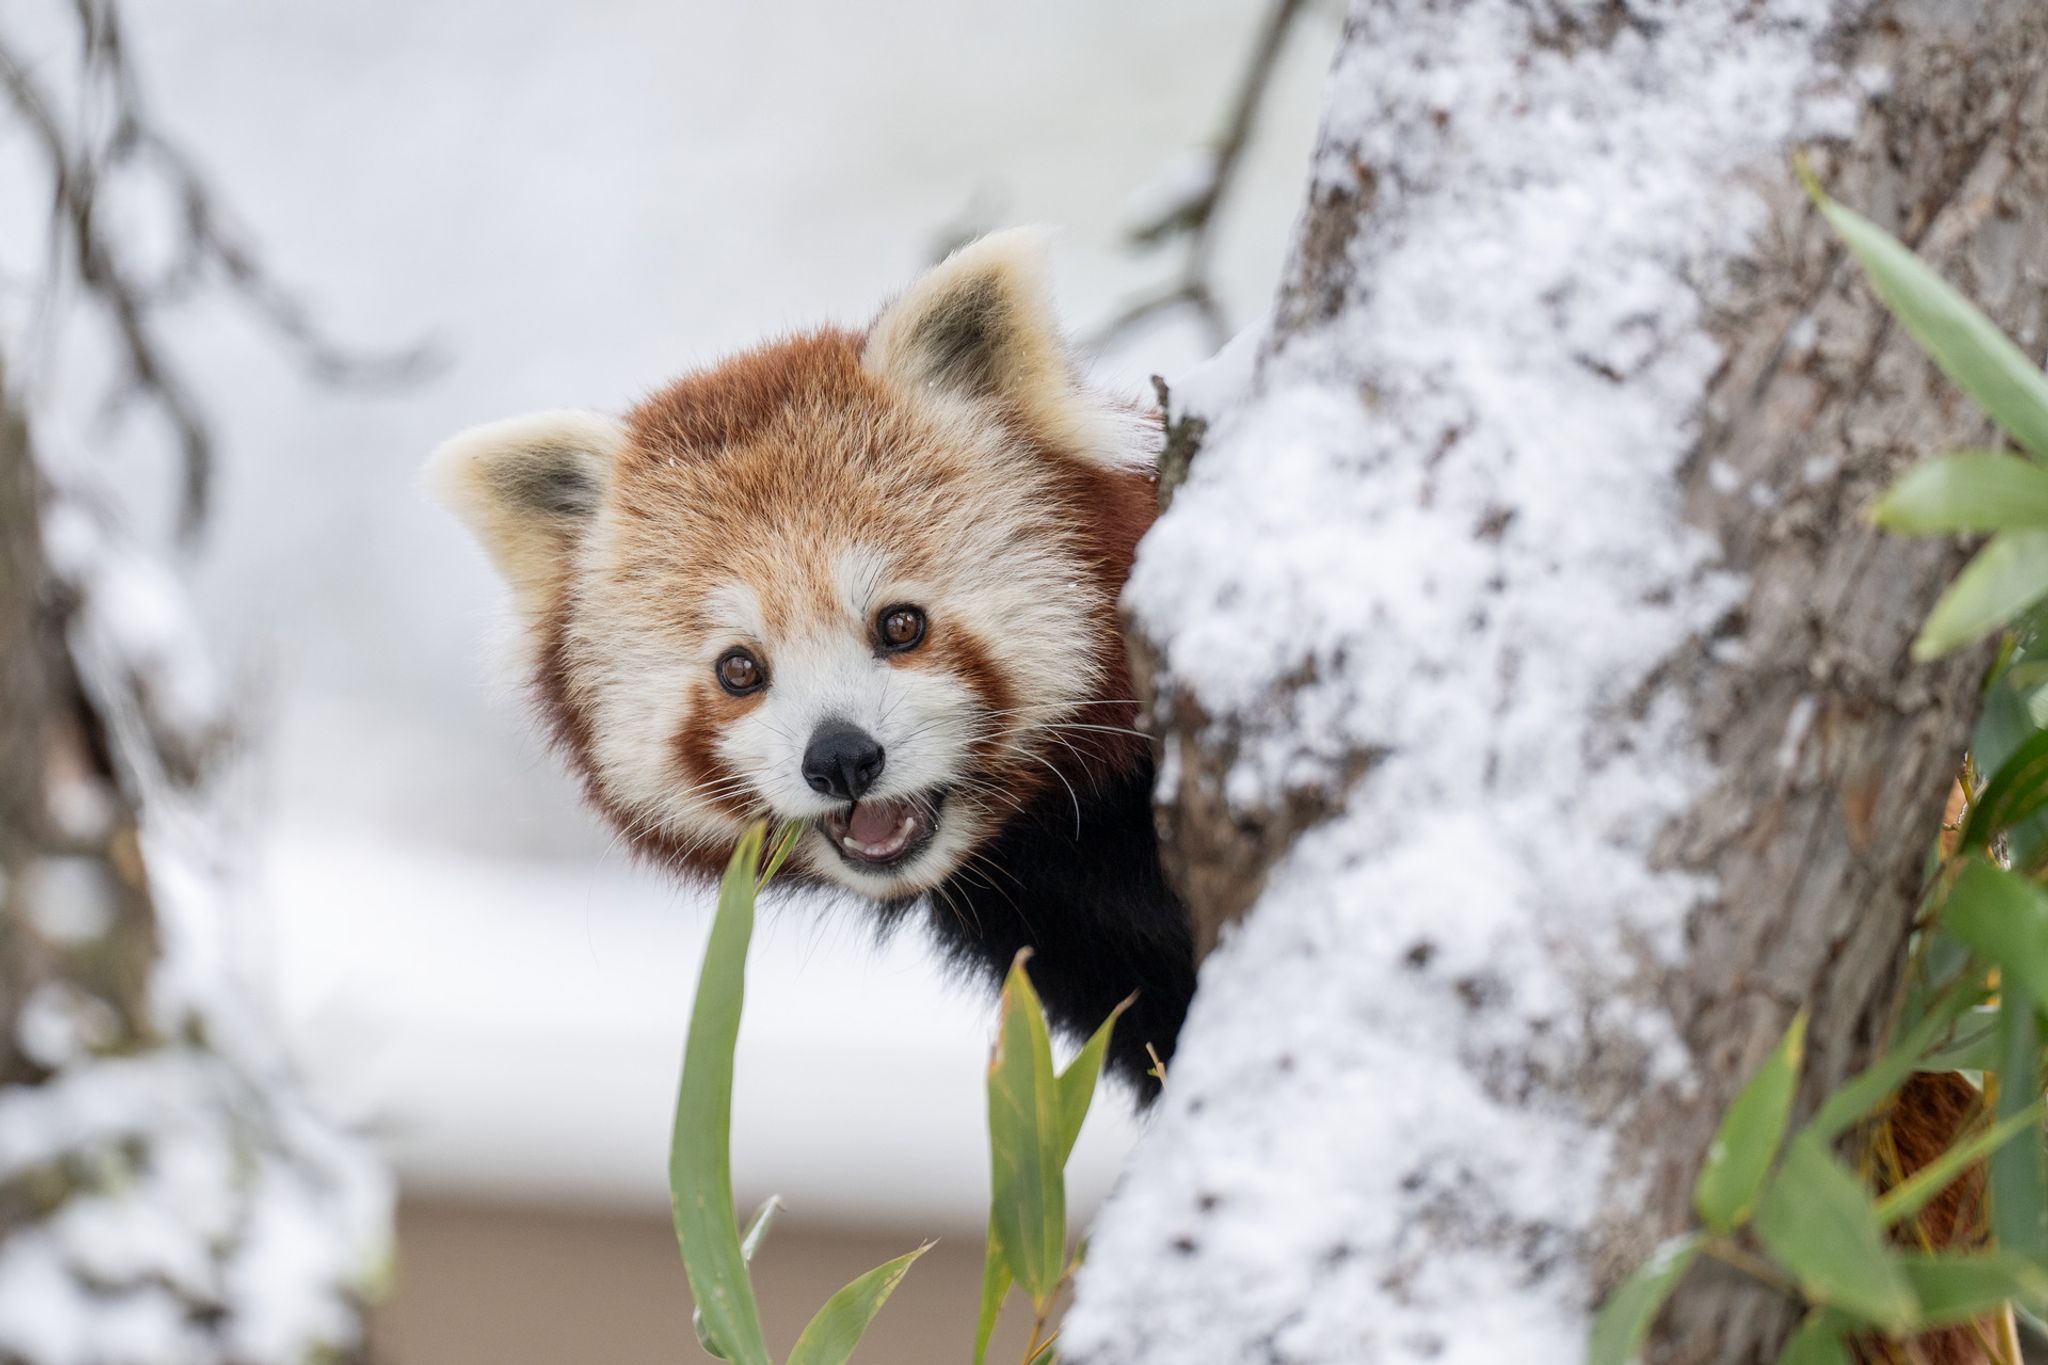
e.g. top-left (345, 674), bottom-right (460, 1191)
top-left (1086, 0), bottom-right (1311, 355)
top-left (0, 0), bottom-right (437, 543)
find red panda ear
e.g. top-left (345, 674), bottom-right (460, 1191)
top-left (425, 408), bottom-right (625, 619)
top-left (864, 228), bottom-right (1118, 460)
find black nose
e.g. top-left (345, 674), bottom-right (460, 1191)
top-left (802, 722), bottom-right (885, 801)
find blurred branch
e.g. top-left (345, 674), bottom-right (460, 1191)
top-left (1086, 0), bottom-right (1310, 355)
top-left (0, 0), bottom-right (438, 544)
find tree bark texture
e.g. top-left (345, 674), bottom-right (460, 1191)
top-left (1646, 8), bottom-right (2048, 1359)
top-left (1070, 3), bottom-right (2048, 1363)
top-left (0, 371), bottom-right (158, 1095)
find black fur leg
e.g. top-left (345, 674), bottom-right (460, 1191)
top-left (926, 760), bottom-right (1195, 1104)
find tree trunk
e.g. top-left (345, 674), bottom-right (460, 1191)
top-left (0, 370), bottom-right (161, 1097)
top-left (0, 372), bottom-right (390, 1364)
top-left (1065, 3), bottom-right (2047, 1362)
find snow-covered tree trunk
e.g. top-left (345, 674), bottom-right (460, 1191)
top-left (0, 373), bottom-right (391, 1364)
top-left (0, 374), bottom-right (159, 1094)
top-left (1067, 3), bottom-right (2048, 1362)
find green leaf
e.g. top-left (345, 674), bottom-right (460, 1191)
top-left (1875, 453), bottom-right (2048, 535)
top-left (1915, 1011), bottom-right (2001, 1073)
top-left (696, 1198), bottom-right (786, 1358)
top-left (1806, 983), bottom-right (1986, 1142)
top-left (739, 1196), bottom-right (783, 1262)
top-left (1898, 1252), bottom-right (2048, 1326)
top-left (759, 818), bottom-right (804, 887)
top-left (1944, 856), bottom-right (2048, 1006)
top-left (987, 952), bottom-right (1068, 1305)
top-left (1773, 1312), bottom-right (1852, 1365)
top-left (972, 997), bottom-right (1124, 1363)
top-left (1807, 178), bottom-right (2048, 460)
top-left (1586, 1233), bottom-right (1702, 1365)
top-left (669, 824), bottom-right (773, 1365)
top-left (1877, 1102), bottom-right (2046, 1227)
top-left (1754, 1135), bottom-right (1919, 1332)
top-left (970, 1234), bottom-right (1012, 1365)
top-left (1696, 1012), bottom-right (1807, 1232)
top-left (1978, 668), bottom-right (2039, 777)
top-left (1057, 996), bottom-right (1131, 1160)
top-left (1973, 676), bottom-right (2048, 872)
top-left (1992, 979), bottom-right (2048, 1260)
top-left (785, 1243), bottom-right (931, 1365)
top-left (1915, 530), bottom-right (2048, 661)
top-left (1962, 728), bottom-right (2048, 863)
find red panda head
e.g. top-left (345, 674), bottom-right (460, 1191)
top-left (429, 231), bottom-right (1158, 900)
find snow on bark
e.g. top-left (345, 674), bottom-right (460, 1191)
top-left (1066, 3), bottom-right (1868, 1362)
top-left (1, 441), bottom-right (392, 1363)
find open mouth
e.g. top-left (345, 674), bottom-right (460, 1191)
top-left (819, 790), bottom-right (944, 870)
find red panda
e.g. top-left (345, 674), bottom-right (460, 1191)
top-left (428, 230), bottom-right (1195, 1095)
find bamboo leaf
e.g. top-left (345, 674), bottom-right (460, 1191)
top-left (1914, 1007), bottom-right (2000, 1074)
top-left (760, 818), bottom-right (804, 887)
top-left (1874, 453), bottom-right (2048, 535)
top-left (1944, 856), bottom-right (2048, 1006)
top-left (1914, 530), bottom-right (2048, 661)
top-left (1992, 980), bottom-right (2048, 1260)
top-left (1961, 729), bottom-right (2048, 859)
top-left (1898, 1252), bottom-right (2048, 1327)
top-left (1773, 1313), bottom-right (1852, 1365)
top-left (970, 1233), bottom-right (1012, 1365)
top-left (987, 953), bottom-right (1068, 1304)
top-left (1755, 1135), bottom-right (1919, 1332)
top-left (1586, 1233), bottom-right (1702, 1365)
top-left (739, 1196), bottom-right (783, 1262)
top-left (669, 824), bottom-right (773, 1365)
top-left (1806, 984), bottom-right (1986, 1142)
top-left (973, 997), bottom-right (1124, 1362)
top-left (695, 1197), bottom-right (786, 1358)
top-left (1807, 178), bottom-right (2048, 460)
top-left (785, 1244), bottom-right (931, 1365)
top-left (1057, 996), bottom-right (1131, 1160)
top-left (1696, 1012), bottom-right (1807, 1232)
top-left (1973, 677), bottom-right (2048, 873)
top-left (1877, 1102), bottom-right (2046, 1227)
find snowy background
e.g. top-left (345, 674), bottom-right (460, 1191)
top-left (3, 0), bottom-right (1333, 1246)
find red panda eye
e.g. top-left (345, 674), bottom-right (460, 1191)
top-left (716, 649), bottom-right (766, 695)
top-left (877, 605), bottom-right (926, 652)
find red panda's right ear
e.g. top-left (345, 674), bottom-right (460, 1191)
top-left (425, 409), bottom-right (625, 618)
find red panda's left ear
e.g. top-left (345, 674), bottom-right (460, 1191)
top-left (864, 228), bottom-right (1123, 464)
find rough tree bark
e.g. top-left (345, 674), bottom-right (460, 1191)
top-left (1065, 3), bottom-right (2047, 1363)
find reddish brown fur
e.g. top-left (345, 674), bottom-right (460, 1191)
top-left (529, 326), bottom-right (1157, 880)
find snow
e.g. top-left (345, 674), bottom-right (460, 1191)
top-left (1066, 3), bottom-right (1860, 1362)
top-left (17, 859), bottom-right (118, 944)
top-left (0, 1036), bottom-right (390, 1365)
top-left (1, 497), bottom-right (390, 1362)
top-left (40, 500), bottom-right (226, 777)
